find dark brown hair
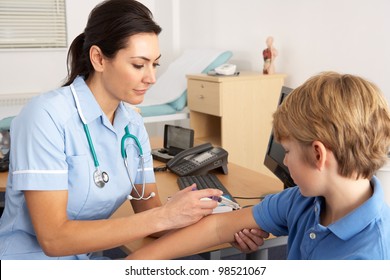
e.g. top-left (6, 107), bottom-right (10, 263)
top-left (63, 0), bottom-right (161, 86)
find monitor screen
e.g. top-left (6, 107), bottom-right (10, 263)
top-left (264, 86), bottom-right (296, 189)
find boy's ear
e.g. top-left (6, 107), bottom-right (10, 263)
top-left (312, 140), bottom-right (327, 170)
top-left (89, 45), bottom-right (104, 72)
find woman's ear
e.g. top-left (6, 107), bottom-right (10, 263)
top-left (89, 45), bottom-right (104, 72)
top-left (312, 140), bottom-right (327, 171)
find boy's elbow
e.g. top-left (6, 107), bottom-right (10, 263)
top-left (37, 235), bottom-right (67, 257)
top-left (39, 239), bottom-right (59, 257)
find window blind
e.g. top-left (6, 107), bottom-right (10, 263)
top-left (0, 0), bottom-right (67, 49)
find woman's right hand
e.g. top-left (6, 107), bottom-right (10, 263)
top-left (158, 184), bottom-right (222, 230)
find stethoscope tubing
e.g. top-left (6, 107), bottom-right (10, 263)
top-left (70, 82), bottom-right (151, 200)
top-left (122, 126), bottom-right (143, 158)
top-left (83, 123), bottom-right (100, 168)
top-left (71, 84), bottom-right (100, 169)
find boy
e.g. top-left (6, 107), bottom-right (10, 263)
top-left (127, 72), bottom-right (390, 260)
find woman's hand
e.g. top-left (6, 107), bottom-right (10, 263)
top-left (231, 228), bottom-right (270, 253)
top-left (158, 184), bottom-right (222, 230)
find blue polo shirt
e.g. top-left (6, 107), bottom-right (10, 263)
top-left (253, 176), bottom-right (390, 259)
top-left (0, 76), bottom-right (155, 259)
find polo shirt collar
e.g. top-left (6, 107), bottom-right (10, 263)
top-left (323, 176), bottom-right (384, 240)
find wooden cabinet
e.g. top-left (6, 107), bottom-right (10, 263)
top-left (187, 72), bottom-right (286, 176)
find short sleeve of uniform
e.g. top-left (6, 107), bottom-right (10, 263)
top-left (252, 187), bottom-right (304, 236)
top-left (10, 94), bottom-right (69, 191)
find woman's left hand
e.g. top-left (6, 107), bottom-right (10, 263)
top-left (231, 228), bottom-right (270, 254)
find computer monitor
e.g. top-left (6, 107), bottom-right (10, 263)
top-left (264, 86), bottom-right (296, 189)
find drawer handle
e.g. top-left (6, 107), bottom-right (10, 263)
top-left (198, 94), bottom-right (204, 99)
top-left (201, 84), bottom-right (204, 88)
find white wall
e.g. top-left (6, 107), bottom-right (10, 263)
top-left (175, 0), bottom-right (390, 100)
top-left (0, 0), bottom-right (97, 95)
top-left (1, 0), bottom-right (389, 102)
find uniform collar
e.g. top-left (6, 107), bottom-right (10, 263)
top-left (114, 102), bottom-right (141, 131)
top-left (71, 76), bottom-right (102, 124)
top-left (71, 76), bottom-right (141, 132)
top-left (321, 176), bottom-right (385, 240)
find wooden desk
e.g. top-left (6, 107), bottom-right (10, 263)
top-left (112, 138), bottom-right (284, 258)
top-left (0, 138), bottom-right (285, 259)
top-left (0, 172), bottom-right (7, 192)
top-left (111, 160), bottom-right (283, 257)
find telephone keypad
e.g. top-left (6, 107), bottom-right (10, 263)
top-left (173, 162), bottom-right (198, 176)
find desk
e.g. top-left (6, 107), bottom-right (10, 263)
top-left (0, 138), bottom-right (285, 259)
top-left (0, 172), bottom-right (6, 213)
top-left (112, 137), bottom-right (285, 259)
top-left (0, 172), bottom-right (6, 192)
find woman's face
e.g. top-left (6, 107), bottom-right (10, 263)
top-left (100, 32), bottom-right (161, 105)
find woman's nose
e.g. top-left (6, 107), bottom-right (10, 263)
top-left (143, 67), bottom-right (156, 85)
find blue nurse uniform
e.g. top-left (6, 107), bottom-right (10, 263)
top-left (0, 76), bottom-right (155, 259)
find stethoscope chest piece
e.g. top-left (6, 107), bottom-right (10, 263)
top-left (93, 168), bottom-right (109, 188)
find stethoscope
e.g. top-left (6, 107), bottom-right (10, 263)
top-left (70, 84), bottom-right (155, 200)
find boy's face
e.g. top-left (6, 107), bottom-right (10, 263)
top-left (281, 138), bottom-right (319, 196)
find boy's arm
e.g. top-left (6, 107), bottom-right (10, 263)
top-left (127, 207), bottom-right (260, 260)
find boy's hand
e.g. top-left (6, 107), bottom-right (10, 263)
top-left (231, 228), bottom-right (270, 253)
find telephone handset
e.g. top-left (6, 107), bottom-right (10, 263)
top-left (166, 142), bottom-right (228, 176)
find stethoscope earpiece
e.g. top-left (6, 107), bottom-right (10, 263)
top-left (127, 192), bottom-right (155, 201)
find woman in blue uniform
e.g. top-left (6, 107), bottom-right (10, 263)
top-left (0, 0), bottom-right (266, 259)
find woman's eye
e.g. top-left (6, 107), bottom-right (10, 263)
top-left (133, 64), bottom-right (144, 69)
top-left (132, 63), bottom-right (160, 69)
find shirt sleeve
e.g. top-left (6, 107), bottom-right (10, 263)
top-left (10, 96), bottom-right (68, 191)
top-left (252, 187), bottom-right (301, 236)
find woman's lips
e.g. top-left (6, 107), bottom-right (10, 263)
top-left (134, 89), bottom-right (147, 95)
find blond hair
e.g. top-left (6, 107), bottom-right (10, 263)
top-left (273, 71), bottom-right (390, 179)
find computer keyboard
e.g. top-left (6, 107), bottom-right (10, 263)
top-left (177, 173), bottom-right (238, 203)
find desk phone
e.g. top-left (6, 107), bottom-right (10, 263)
top-left (167, 143), bottom-right (228, 176)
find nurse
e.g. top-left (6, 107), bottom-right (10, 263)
top-left (0, 0), bottom-right (265, 259)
